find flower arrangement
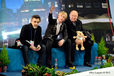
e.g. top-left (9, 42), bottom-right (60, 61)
top-left (22, 64), bottom-right (78, 76)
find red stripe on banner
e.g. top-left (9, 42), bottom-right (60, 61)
top-left (106, 0), bottom-right (114, 35)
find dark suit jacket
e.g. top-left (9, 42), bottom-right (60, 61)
top-left (65, 19), bottom-right (93, 46)
top-left (43, 13), bottom-right (68, 41)
top-left (65, 19), bottom-right (83, 43)
top-left (20, 23), bottom-right (42, 47)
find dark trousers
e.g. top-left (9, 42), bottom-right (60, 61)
top-left (71, 39), bottom-right (93, 63)
top-left (84, 39), bottom-right (93, 63)
top-left (21, 44), bottom-right (46, 66)
top-left (43, 38), bottom-right (72, 67)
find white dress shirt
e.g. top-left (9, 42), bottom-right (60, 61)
top-left (56, 20), bottom-right (62, 35)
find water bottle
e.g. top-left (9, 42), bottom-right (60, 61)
top-left (95, 56), bottom-right (98, 65)
top-left (98, 57), bottom-right (102, 65)
top-left (4, 42), bottom-right (8, 48)
top-left (55, 58), bottom-right (58, 69)
top-left (101, 55), bottom-right (107, 65)
top-left (102, 59), bottom-right (107, 65)
top-left (3, 39), bottom-right (8, 48)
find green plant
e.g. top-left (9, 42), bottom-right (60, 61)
top-left (105, 54), bottom-right (111, 63)
top-left (0, 45), bottom-right (10, 66)
top-left (22, 64), bottom-right (47, 76)
top-left (100, 62), bottom-right (113, 68)
top-left (63, 69), bottom-right (78, 75)
top-left (22, 64), bottom-right (55, 76)
top-left (45, 67), bottom-right (55, 76)
top-left (97, 37), bottom-right (109, 56)
top-left (22, 64), bottom-right (79, 76)
top-left (92, 67), bottom-right (98, 70)
top-left (91, 33), bottom-right (96, 43)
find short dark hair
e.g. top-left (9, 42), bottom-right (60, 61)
top-left (32, 15), bottom-right (41, 21)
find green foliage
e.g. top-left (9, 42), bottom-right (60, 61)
top-left (63, 69), bottom-right (78, 75)
top-left (92, 67), bottom-right (98, 70)
top-left (45, 67), bottom-right (55, 76)
top-left (100, 62), bottom-right (113, 68)
top-left (91, 33), bottom-right (96, 43)
top-left (22, 64), bottom-right (47, 76)
top-left (100, 54), bottom-right (113, 68)
top-left (0, 45), bottom-right (10, 66)
top-left (22, 64), bottom-right (55, 76)
top-left (105, 54), bottom-right (112, 60)
top-left (97, 37), bottom-right (109, 56)
top-left (22, 64), bottom-right (79, 76)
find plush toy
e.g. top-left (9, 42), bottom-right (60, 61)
top-left (73, 31), bottom-right (87, 51)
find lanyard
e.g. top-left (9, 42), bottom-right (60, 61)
top-left (31, 27), bottom-right (32, 40)
top-left (30, 26), bottom-right (36, 41)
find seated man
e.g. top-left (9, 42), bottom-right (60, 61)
top-left (65, 10), bottom-right (93, 67)
top-left (20, 15), bottom-right (46, 66)
top-left (43, 4), bottom-right (74, 68)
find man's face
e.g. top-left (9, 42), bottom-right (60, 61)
top-left (70, 11), bottom-right (78, 22)
top-left (57, 14), bottom-right (66, 23)
top-left (31, 18), bottom-right (40, 27)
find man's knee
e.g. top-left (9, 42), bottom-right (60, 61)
top-left (64, 39), bottom-right (71, 45)
top-left (40, 44), bottom-right (46, 53)
top-left (22, 45), bottom-right (29, 52)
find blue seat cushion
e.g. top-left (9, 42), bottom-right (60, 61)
top-left (51, 48), bottom-right (85, 67)
top-left (51, 43), bottom-right (98, 67)
top-left (51, 48), bottom-right (65, 68)
top-left (74, 51), bottom-right (85, 66)
top-left (90, 43), bottom-right (98, 64)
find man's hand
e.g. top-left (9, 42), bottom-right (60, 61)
top-left (30, 45), bottom-right (37, 51)
top-left (36, 45), bottom-right (41, 51)
top-left (30, 44), bottom-right (41, 51)
top-left (58, 39), bottom-right (65, 47)
top-left (50, 3), bottom-right (55, 13)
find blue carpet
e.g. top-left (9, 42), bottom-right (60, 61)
top-left (0, 72), bottom-right (22, 76)
top-left (55, 65), bottom-right (100, 73)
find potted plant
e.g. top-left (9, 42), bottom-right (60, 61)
top-left (97, 37), bottom-right (109, 56)
top-left (22, 63), bottom-right (79, 76)
top-left (22, 64), bottom-right (56, 76)
top-left (0, 45), bottom-right (10, 72)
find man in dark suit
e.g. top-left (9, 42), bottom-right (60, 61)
top-left (43, 4), bottom-right (74, 68)
top-left (20, 15), bottom-right (46, 66)
top-left (65, 10), bottom-right (93, 67)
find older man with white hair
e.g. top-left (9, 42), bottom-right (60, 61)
top-left (65, 10), bottom-right (93, 67)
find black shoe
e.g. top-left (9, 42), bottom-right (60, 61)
top-left (46, 64), bottom-right (53, 68)
top-left (84, 62), bottom-right (92, 67)
top-left (66, 62), bottom-right (73, 67)
top-left (66, 62), bottom-right (76, 69)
